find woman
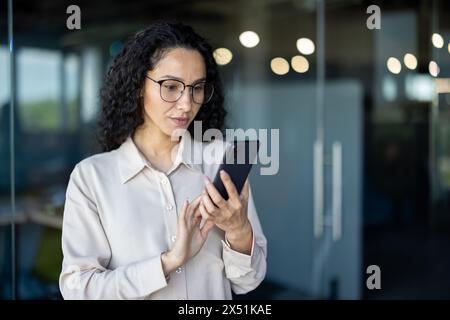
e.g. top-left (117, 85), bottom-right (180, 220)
top-left (59, 21), bottom-right (267, 300)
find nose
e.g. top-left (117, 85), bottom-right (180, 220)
top-left (175, 88), bottom-right (194, 112)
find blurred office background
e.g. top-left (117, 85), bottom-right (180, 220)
top-left (1, 0), bottom-right (450, 299)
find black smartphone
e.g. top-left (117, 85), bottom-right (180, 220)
top-left (212, 140), bottom-right (260, 200)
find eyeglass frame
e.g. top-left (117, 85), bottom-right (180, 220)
top-left (145, 75), bottom-right (214, 104)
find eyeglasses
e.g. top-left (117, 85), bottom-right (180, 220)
top-left (145, 75), bottom-right (214, 104)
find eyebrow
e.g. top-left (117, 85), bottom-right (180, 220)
top-left (160, 75), bottom-right (207, 83)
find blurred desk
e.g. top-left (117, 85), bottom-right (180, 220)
top-left (27, 210), bottom-right (63, 229)
top-left (0, 198), bottom-right (28, 226)
top-left (0, 195), bottom-right (64, 296)
top-left (0, 197), bottom-right (63, 229)
top-left (0, 211), bottom-right (27, 226)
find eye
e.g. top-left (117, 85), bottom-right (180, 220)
top-left (163, 81), bottom-right (181, 91)
top-left (164, 84), bottom-right (179, 91)
top-left (194, 83), bottom-right (205, 91)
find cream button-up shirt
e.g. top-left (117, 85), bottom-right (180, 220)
top-left (59, 131), bottom-right (267, 300)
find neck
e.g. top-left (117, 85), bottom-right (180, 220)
top-left (132, 124), bottom-right (179, 161)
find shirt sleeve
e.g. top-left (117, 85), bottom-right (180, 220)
top-left (59, 164), bottom-right (168, 300)
top-left (221, 182), bottom-right (267, 294)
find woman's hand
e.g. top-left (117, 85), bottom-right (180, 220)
top-left (161, 196), bottom-right (215, 276)
top-left (199, 170), bottom-right (253, 255)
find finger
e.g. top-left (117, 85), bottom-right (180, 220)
top-left (186, 195), bottom-right (202, 222)
top-left (219, 170), bottom-right (240, 202)
top-left (189, 194), bottom-right (202, 208)
top-left (189, 208), bottom-right (202, 229)
top-left (178, 200), bottom-right (189, 230)
top-left (200, 219), bottom-right (215, 238)
top-left (199, 202), bottom-right (213, 221)
top-left (202, 189), bottom-right (218, 214)
top-left (204, 176), bottom-right (227, 208)
top-left (192, 214), bottom-right (201, 227)
top-left (240, 178), bottom-right (250, 201)
top-left (193, 205), bottom-right (202, 219)
top-left (179, 199), bottom-right (188, 220)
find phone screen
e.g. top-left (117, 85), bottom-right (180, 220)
top-left (212, 140), bottom-right (259, 200)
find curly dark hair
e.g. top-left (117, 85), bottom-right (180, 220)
top-left (97, 21), bottom-right (227, 152)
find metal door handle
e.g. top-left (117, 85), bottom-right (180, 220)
top-left (314, 140), bottom-right (324, 238)
top-left (332, 141), bottom-right (342, 241)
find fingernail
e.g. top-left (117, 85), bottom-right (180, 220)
top-left (204, 176), bottom-right (211, 184)
top-left (220, 170), bottom-right (226, 175)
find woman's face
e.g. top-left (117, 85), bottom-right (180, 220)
top-left (141, 47), bottom-right (207, 138)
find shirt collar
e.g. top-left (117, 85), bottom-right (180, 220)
top-left (117, 130), bottom-right (203, 184)
top-left (173, 129), bottom-right (204, 174)
top-left (117, 135), bottom-right (148, 184)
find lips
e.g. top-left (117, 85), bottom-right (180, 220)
top-left (170, 117), bottom-right (189, 127)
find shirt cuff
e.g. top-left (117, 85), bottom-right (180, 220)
top-left (133, 254), bottom-right (168, 297)
top-left (221, 232), bottom-right (256, 278)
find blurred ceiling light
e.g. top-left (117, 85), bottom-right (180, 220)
top-left (239, 31), bottom-right (260, 48)
top-left (403, 53), bottom-right (417, 70)
top-left (271, 57), bottom-right (289, 75)
top-left (291, 55), bottom-right (309, 73)
top-left (296, 38), bottom-right (315, 55)
top-left (213, 48), bottom-right (233, 66)
top-left (448, 42), bottom-right (450, 54)
top-left (387, 57), bottom-right (401, 74)
top-left (432, 33), bottom-right (444, 48)
top-left (429, 61), bottom-right (440, 77)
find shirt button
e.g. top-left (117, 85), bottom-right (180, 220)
top-left (161, 178), bottom-right (168, 185)
top-left (171, 235), bottom-right (177, 242)
top-left (166, 204), bottom-right (173, 211)
top-left (176, 267), bottom-right (182, 273)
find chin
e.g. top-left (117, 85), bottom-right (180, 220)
top-left (165, 127), bottom-right (185, 139)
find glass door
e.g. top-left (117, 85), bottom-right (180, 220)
top-left (229, 0), bottom-right (363, 299)
top-left (310, 0), bottom-right (364, 299)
